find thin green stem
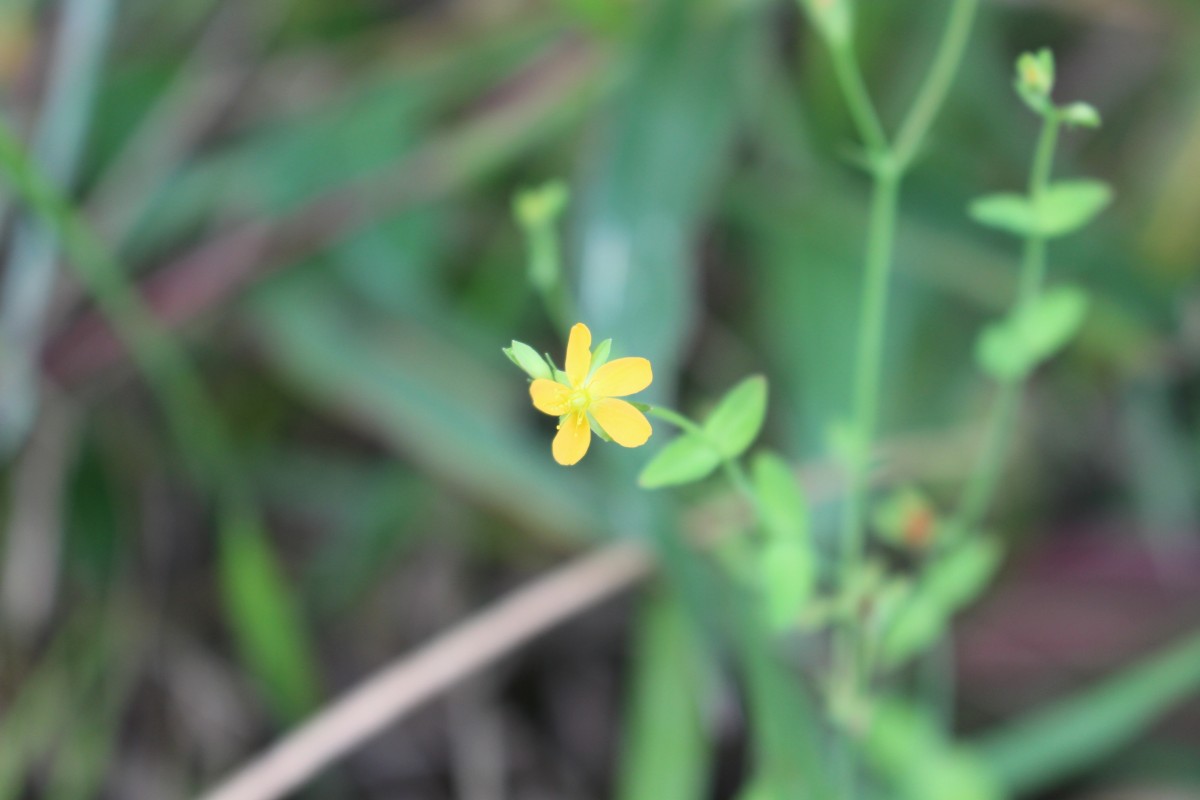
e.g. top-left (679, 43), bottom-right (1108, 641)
top-left (838, 167), bottom-right (901, 582)
top-left (646, 406), bottom-right (760, 514)
top-left (817, 0), bottom-right (980, 759)
top-left (953, 115), bottom-right (1061, 533)
top-left (892, 0), bottom-right (981, 169)
top-left (645, 405), bottom-right (702, 437)
top-left (828, 43), bottom-right (889, 157)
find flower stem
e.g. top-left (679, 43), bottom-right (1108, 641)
top-left (646, 406), bottom-right (759, 514)
top-left (953, 114), bottom-right (1061, 533)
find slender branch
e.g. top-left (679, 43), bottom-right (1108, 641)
top-left (837, 166), bottom-right (901, 582)
top-left (892, 0), bottom-right (982, 169)
top-left (196, 542), bottom-right (653, 800)
top-left (953, 115), bottom-right (1061, 533)
top-left (828, 43), bottom-right (889, 156)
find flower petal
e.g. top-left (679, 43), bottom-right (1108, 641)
top-left (590, 398), bottom-right (652, 448)
top-left (552, 411), bottom-right (592, 465)
top-left (588, 357), bottom-right (652, 398)
top-left (565, 322), bottom-right (592, 388)
top-left (530, 379), bottom-right (571, 416)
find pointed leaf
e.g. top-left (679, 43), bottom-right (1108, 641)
top-left (703, 375), bottom-right (768, 459)
top-left (969, 193), bottom-right (1037, 237)
top-left (1016, 285), bottom-right (1089, 363)
top-left (1036, 180), bottom-right (1112, 237)
top-left (219, 512), bottom-right (320, 721)
top-left (926, 536), bottom-right (1002, 609)
top-left (638, 434), bottom-right (721, 489)
top-left (880, 591), bottom-right (946, 668)
top-left (975, 320), bottom-right (1028, 382)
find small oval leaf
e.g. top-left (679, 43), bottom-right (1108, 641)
top-left (1016, 285), bottom-right (1089, 363)
top-left (751, 451), bottom-right (808, 545)
top-left (638, 434), bottom-right (721, 489)
top-left (761, 541), bottom-right (816, 631)
top-left (1035, 180), bottom-right (1112, 237)
top-left (975, 321), bottom-right (1028, 383)
top-left (880, 592), bottom-right (946, 668)
top-left (969, 193), bottom-right (1037, 237)
top-left (703, 375), bottom-right (768, 459)
top-left (926, 536), bottom-right (1002, 610)
top-left (970, 180), bottom-right (1111, 239)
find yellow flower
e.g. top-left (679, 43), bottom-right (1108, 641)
top-left (529, 322), bottom-right (653, 466)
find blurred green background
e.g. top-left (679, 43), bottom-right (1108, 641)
top-left (2, 0), bottom-right (1200, 797)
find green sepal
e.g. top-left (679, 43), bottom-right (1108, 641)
top-left (590, 338), bottom-right (613, 373)
top-left (587, 414), bottom-right (613, 442)
top-left (503, 340), bottom-right (553, 380)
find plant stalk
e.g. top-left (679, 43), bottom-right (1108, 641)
top-left (953, 115), bottom-right (1061, 533)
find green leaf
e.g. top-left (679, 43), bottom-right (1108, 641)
top-left (1017, 285), bottom-right (1089, 363)
top-left (760, 542), bottom-right (815, 631)
top-left (976, 286), bottom-right (1089, 382)
top-left (970, 182), bottom-right (1112, 239)
top-left (219, 511), bottom-right (320, 722)
top-left (616, 590), bottom-right (709, 800)
top-left (880, 590), bottom-right (946, 668)
top-left (975, 320), bottom-right (1027, 382)
top-left (925, 537), bottom-right (1002, 610)
top-left (868, 699), bottom-right (1002, 800)
top-left (638, 434), bottom-right (721, 489)
top-left (978, 629), bottom-right (1200, 796)
top-left (703, 375), bottom-right (768, 459)
top-left (751, 451), bottom-right (808, 545)
top-left (969, 193), bottom-right (1037, 237)
top-left (1035, 180), bottom-right (1112, 237)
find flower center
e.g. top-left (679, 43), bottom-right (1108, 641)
top-left (568, 388), bottom-right (591, 412)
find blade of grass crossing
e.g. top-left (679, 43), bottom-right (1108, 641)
top-left (616, 587), bottom-right (711, 800)
top-left (977, 629), bottom-right (1200, 795)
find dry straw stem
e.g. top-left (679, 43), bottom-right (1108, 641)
top-left (196, 541), bottom-right (652, 800)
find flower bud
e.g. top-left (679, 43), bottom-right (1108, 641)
top-left (1015, 49), bottom-right (1055, 115)
top-left (513, 181), bottom-right (569, 230)
top-left (1060, 101), bottom-right (1101, 128)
